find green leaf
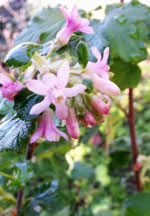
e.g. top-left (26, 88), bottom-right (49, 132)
top-left (5, 43), bottom-right (42, 67)
top-left (111, 59), bottom-right (141, 90)
top-left (71, 161), bottom-right (95, 180)
top-left (109, 150), bottom-right (131, 170)
top-left (76, 41), bottom-right (89, 68)
top-left (0, 115), bottom-right (35, 152)
top-left (14, 7), bottom-right (65, 45)
top-left (10, 162), bottom-right (34, 189)
top-left (82, 79), bottom-right (94, 93)
top-left (87, 1), bottom-right (149, 63)
top-left (24, 180), bottom-right (66, 214)
top-left (124, 192), bottom-right (150, 216)
top-left (14, 88), bottom-right (43, 121)
top-left (85, 20), bottom-right (109, 61)
top-left (0, 95), bottom-right (14, 116)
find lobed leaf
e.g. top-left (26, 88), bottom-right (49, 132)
top-left (0, 115), bottom-right (35, 152)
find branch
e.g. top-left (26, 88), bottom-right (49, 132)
top-left (16, 142), bottom-right (38, 214)
top-left (128, 88), bottom-right (143, 192)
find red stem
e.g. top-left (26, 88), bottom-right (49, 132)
top-left (16, 143), bottom-right (37, 214)
top-left (128, 88), bottom-right (143, 192)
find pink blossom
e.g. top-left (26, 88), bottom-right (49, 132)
top-left (0, 73), bottom-right (23, 101)
top-left (66, 107), bottom-right (80, 139)
top-left (26, 62), bottom-right (86, 119)
top-left (92, 73), bottom-right (120, 96)
top-left (30, 109), bottom-right (68, 143)
top-left (56, 5), bottom-right (94, 45)
top-left (86, 47), bottom-right (110, 79)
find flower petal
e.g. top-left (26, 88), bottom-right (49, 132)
top-left (64, 84), bottom-right (86, 97)
top-left (42, 73), bottom-right (57, 88)
top-left (92, 74), bottom-right (120, 96)
top-left (102, 47), bottom-right (109, 63)
top-left (59, 6), bottom-right (70, 22)
top-left (30, 94), bottom-right (51, 115)
top-left (0, 73), bottom-right (12, 85)
top-left (55, 100), bottom-right (68, 120)
top-left (30, 120), bottom-right (44, 143)
top-left (26, 79), bottom-right (48, 96)
top-left (79, 26), bottom-right (94, 34)
top-left (57, 61), bottom-right (70, 88)
top-left (91, 47), bottom-right (102, 61)
top-left (70, 5), bottom-right (78, 20)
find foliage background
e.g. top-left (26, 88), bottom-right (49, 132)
top-left (0, 0), bottom-right (150, 215)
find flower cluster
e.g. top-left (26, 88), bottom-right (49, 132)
top-left (1, 5), bottom-right (120, 144)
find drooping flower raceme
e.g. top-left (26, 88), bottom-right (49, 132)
top-left (0, 73), bottom-right (23, 101)
top-left (56, 5), bottom-right (94, 45)
top-left (26, 61), bottom-right (86, 120)
top-left (30, 109), bottom-right (68, 143)
top-left (3, 4), bottom-right (121, 143)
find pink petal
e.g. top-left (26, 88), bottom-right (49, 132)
top-left (80, 18), bottom-right (90, 26)
top-left (0, 73), bottom-right (12, 85)
top-left (70, 5), bottom-right (78, 20)
top-left (45, 109), bottom-right (69, 141)
top-left (45, 128), bottom-right (60, 142)
top-left (42, 73), bottom-right (57, 88)
top-left (55, 100), bottom-right (68, 120)
top-left (55, 128), bottom-right (69, 141)
top-left (92, 74), bottom-right (120, 96)
top-left (59, 6), bottom-right (70, 22)
top-left (30, 94), bottom-right (51, 115)
top-left (64, 84), bottom-right (86, 97)
top-left (91, 47), bottom-right (102, 61)
top-left (30, 119), bottom-right (44, 144)
top-left (56, 27), bottom-right (73, 45)
top-left (57, 61), bottom-right (70, 88)
top-left (102, 47), bottom-right (109, 63)
top-left (26, 79), bottom-right (48, 96)
top-left (79, 26), bottom-right (94, 34)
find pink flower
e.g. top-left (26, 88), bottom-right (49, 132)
top-left (92, 73), bottom-right (120, 96)
top-left (66, 107), bottom-right (80, 139)
top-left (86, 47), bottom-right (110, 79)
top-left (0, 73), bottom-right (23, 101)
top-left (56, 5), bottom-right (94, 45)
top-left (30, 109), bottom-right (68, 143)
top-left (26, 62), bottom-right (86, 119)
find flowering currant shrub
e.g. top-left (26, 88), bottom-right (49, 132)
top-left (1, 0), bottom-right (149, 152)
top-left (1, 5), bottom-right (120, 148)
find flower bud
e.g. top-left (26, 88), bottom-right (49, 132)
top-left (84, 110), bottom-right (96, 126)
top-left (90, 94), bottom-right (110, 115)
top-left (66, 107), bottom-right (80, 139)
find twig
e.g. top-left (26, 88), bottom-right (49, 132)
top-left (16, 142), bottom-right (37, 214)
top-left (128, 88), bottom-right (143, 192)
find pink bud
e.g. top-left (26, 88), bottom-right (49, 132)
top-left (84, 110), bottom-right (96, 126)
top-left (81, 119), bottom-right (88, 127)
top-left (91, 134), bottom-right (102, 146)
top-left (66, 107), bottom-right (80, 139)
top-left (90, 95), bottom-right (110, 115)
